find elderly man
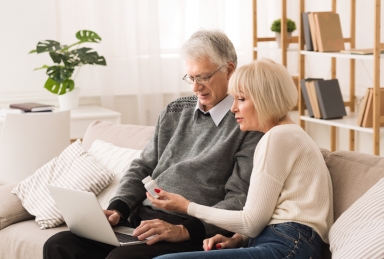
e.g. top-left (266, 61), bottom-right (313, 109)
top-left (43, 29), bottom-right (263, 259)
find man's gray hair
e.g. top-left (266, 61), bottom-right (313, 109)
top-left (181, 29), bottom-right (237, 68)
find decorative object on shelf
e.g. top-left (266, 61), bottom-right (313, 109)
top-left (270, 18), bottom-right (296, 48)
top-left (30, 30), bottom-right (107, 110)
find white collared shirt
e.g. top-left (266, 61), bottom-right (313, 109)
top-left (194, 94), bottom-right (234, 126)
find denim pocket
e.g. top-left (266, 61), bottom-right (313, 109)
top-left (270, 223), bottom-right (299, 243)
top-left (271, 223), bottom-right (322, 259)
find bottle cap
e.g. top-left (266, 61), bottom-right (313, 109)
top-left (142, 176), bottom-right (152, 184)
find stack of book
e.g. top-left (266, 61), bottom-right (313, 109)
top-left (9, 102), bottom-right (55, 113)
top-left (302, 12), bottom-right (345, 52)
top-left (300, 78), bottom-right (347, 119)
top-left (357, 88), bottom-right (384, 127)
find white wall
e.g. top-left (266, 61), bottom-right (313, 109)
top-left (1, 0), bottom-right (384, 155)
top-left (0, 0), bottom-right (59, 103)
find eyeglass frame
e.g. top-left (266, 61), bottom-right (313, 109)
top-left (182, 65), bottom-right (226, 85)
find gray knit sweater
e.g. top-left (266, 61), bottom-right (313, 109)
top-left (109, 95), bottom-right (263, 237)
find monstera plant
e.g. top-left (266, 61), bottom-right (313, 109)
top-left (30, 30), bottom-right (107, 95)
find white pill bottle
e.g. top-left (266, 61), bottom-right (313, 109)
top-left (142, 176), bottom-right (160, 199)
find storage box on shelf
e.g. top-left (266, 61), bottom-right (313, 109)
top-left (298, 0), bottom-right (383, 155)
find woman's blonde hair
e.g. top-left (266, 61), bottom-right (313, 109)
top-left (229, 58), bottom-right (297, 128)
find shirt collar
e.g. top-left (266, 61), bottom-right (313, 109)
top-left (193, 94), bottom-right (233, 126)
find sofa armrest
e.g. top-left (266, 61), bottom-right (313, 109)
top-left (0, 183), bottom-right (33, 230)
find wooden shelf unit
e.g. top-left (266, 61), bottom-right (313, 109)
top-left (298, 0), bottom-right (383, 155)
top-left (252, 0), bottom-right (299, 103)
top-left (253, 0), bottom-right (299, 65)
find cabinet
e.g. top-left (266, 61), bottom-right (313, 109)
top-left (0, 105), bottom-right (121, 140)
top-left (252, 0), bottom-right (299, 86)
top-left (298, 0), bottom-right (383, 155)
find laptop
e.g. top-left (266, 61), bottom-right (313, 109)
top-left (47, 185), bottom-right (151, 246)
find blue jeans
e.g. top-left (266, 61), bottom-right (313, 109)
top-left (154, 222), bottom-right (323, 259)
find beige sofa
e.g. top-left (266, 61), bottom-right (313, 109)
top-left (1, 120), bottom-right (384, 259)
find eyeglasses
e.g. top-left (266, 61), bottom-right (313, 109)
top-left (182, 65), bottom-right (225, 85)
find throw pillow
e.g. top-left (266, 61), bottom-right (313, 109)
top-left (329, 177), bottom-right (384, 259)
top-left (11, 139), bottom-right (114, 230)
top-left (88, 140), bottom-right (142, 209)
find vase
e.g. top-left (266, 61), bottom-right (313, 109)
top-left (58, 88), bottom-right (80, 111)
top-left (275, 32), bottom-right (292, 48)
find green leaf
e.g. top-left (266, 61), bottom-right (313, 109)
top-left (35, 40), bottom-right (62, 54)
top-left (96, 56), bottom-right (107, 66)
top-left (60, 79), bottom-right (75, 95)
top-left (76, 30), bottom-right (102, 43)
top-left (29, 49), bottom-right (37, 54)
top-left (75, 48), bottom-right (107, 66)
top-left (33, 65), bottom-right (50, 71)
top-left (46, 65), bottom-right (74, 84)
top-left (44, 78), bottom-right (75, 95)
top-left (44, 78), bottom-right (60, 94)
top-left (49, 51), bottom-right (62, 64)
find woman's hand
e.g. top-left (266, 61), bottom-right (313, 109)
top-left (202, 234), bottom-right (243, 251)
top-left (146, 188), bottom-right (190, 213)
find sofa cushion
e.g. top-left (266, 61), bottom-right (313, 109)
top-left (0, 183), bottom-right (33, 230)
top-left (81, 120), bottom-right (155, 151)
top-left (88, 139), bottom-right (142, 209)
top-left (11, 139), bottom-right (114, 229)
top-left (325, 150), bottom-right (384, 220)
top-left (329, 178), bottom-right (384, 259)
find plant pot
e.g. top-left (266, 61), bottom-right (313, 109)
top-left (58, 88), bottom-right (80, 110)
top-left (275, 32), bottom-right (292, 48)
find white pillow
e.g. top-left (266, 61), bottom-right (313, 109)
top-left (11, 139), bottom-right (114, 230)
top-left (88, 140), bottom-right (142, 209)
top-left (329, 177), bottom-right (384, 259)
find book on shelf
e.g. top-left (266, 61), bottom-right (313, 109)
top-left (300, 78), bottom-right (323, 117)
top-left (361, 88), bottom-right (384, 128)
top-left (313, 79), bottom-right (346, 119)
top-left (357, 88), bottom-right (371, 126)
top-left (302, 12), bottom-right (314, 51)
top-left (9, 102), bottom-right (55, 112)
top-left (314, 12), bottom-right (345, 52)
top-left (340, 48), bottom-right (384, 55)
top-left (307, 12), bottom-right (319, 51)
top-left (305, 79), bottom-right (323, 119)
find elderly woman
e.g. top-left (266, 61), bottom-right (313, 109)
top-left (144, 58), bottom-right (333, 259)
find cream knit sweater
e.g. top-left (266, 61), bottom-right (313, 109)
top-left (188, 124), bottom-right (333, 243)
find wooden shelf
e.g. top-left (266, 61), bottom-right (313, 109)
top-left (300, 50), bottom-right (384, 60)
top-left (297, 0), bottom-right (383, 155)
top-left (254, 47), bottom-right (299, 52)
top-left (300, 113), bottom-right (384, 134)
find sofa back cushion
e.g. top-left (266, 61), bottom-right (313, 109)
top-left (325, 150), bottom-right (384, 220)
top-left (81, 121), bottom-right (155, 151)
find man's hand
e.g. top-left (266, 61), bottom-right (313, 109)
top-left (146, 189), bottom-right (190, 213)
top-left (132, 219), bottom-right (190, 245)
top-left (202, 234), bottom-right (243, 251)
top-left (103, 210), bottom-right (121, 226)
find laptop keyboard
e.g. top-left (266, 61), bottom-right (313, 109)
top-left (114, 232), bottom-right (141, 243)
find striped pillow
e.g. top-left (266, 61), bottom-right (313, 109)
top-left (11, 139), bottom-right (114, 230)
top-left (88, 140), bottom-right (142, 209)
top-left (329, 177), bottom-right (384, 259)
